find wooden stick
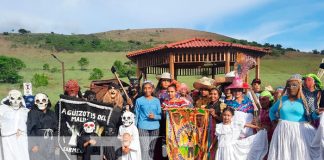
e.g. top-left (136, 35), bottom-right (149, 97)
top-left (111, 66), bottom-right (133, 108)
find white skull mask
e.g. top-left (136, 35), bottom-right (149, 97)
top-left (122, 111), bottom-right (135, 127)
top-left (83, 121), bottom-right (95, 134)
top-left (8, 90), bottom-right (23, 110)
top-left (35, 93), bottom-right (48, 110)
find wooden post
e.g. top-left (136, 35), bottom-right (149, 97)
top-left (136, 60), bottom-right (141, 78)
top-left (255, 56), bottom-right (260, 79)
top-left (225, 51), bottom-right (231, 73)
top-left (169, 52), bottom-right (175, 79)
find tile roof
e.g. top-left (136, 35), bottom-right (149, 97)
top-left (127, 38), bottom-right (270, 58)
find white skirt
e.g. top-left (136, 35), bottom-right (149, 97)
top-left (311, 113), bottom-right (324, 159)
top-left (268, 120), bottom-right (320, 160)
top-left (215, 129), bottom-right (268, 160)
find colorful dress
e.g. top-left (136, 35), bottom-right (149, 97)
top-left (303, 88), bottom-right (321, 127)
top-left (268, 95), bottom-right (320, 160)
top-left (162, 98), bottom-right (187, 109)
top-left (215, 122), bottom-right (268, 160)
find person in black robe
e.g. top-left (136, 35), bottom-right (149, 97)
top-left (77, 119), bottom-right (100, 160)
top-left (27, 93), bottom-right (58, 160)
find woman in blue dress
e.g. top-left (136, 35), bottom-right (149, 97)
top-left (268, 74), bottom-right (322, 160)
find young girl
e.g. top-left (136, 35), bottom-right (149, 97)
top-left (135, 80), bottom-right (162, 160)
top-left (207, 88), bottom-right (222, 160)
top-left (162, 84), bottom-right (187, 109)
top-left (210, 107), bottom-right (268, 160)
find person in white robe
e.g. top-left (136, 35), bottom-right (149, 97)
top-left (0, 90), bottom-right (30, 160)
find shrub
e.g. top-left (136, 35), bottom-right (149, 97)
top-left (0, 56), bottom-right (26, 83)
top-left (31, 73), bottom-right (48, 87)
top-left (43, 63), bottom-right (50, 70)
top-left (89, 68), bottom-right (104, 80)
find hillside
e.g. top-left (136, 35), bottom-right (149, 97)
top-left (95, 28), bottom-right (232, 42)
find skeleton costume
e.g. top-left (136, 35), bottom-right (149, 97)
top-left (0, 90), bottom-right (30, 160)
top-left (118, 111), bottom-right (141, 160)
top-left (77, 119), bottom-right (100, 160)
top-left (27, 93), bottom-right (58, 160)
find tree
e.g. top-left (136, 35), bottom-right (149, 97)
top-left (43, 63), bottom-right (50, 70)
top-left (89, 68), bottom-right (104, 80)
top-left (18, 28), bottom-right (30, 34)
top-left (31, 73), bottom-right (49, 87)
top-left (321, 50), bottom-right (324, 55)
top-left (0, 56), bottom-right (26, 83)
top-left (312, 49), bottom-right (320, 54)
top-left (78, 57), bottom-right (89, 70)
top-left (112, 60), bottom-right (136, 78)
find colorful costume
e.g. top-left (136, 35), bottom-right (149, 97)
top-left (215, 122), bottom-right (268, 160)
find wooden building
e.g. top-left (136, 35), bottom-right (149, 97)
top-left (126, 38), bottom-right (270, 80)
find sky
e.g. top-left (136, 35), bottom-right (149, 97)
top-left (0, 0), bottom-right (323, 51)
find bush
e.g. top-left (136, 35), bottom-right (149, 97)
top-left (78, 57), bottom-right (89, 70)
top-left (113, 60), bottom-right (136, 78)
top-left (89, 68), bottom-right (104, 80)
top-left (31, 73), bottom-right (48, 87)
top-left (43, 63), bottom-right (50, 70)
top-left (0, 56), bottom-right (26, 83)
top-left (50, 67), bottom-right (59, 73)
top-left (3, 32), bottom-right (9, 35)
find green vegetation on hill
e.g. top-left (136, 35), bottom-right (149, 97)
top-left (4, 33), bottom-right (153, 52)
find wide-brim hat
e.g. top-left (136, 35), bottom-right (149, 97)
top-left (226, 76), bottom-right (250, 89)
top-left (214, 71), bottom-right (235, 86)
top-left (193, 77), bottom-right (215, 90)
top-left (156, 72), bottom-right (172, 80)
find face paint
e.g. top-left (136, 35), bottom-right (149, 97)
top-left (304, 77), bottom-right (315, 90)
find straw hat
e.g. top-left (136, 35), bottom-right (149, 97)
top-left (193, 77), bottom-right (215, 90)
top-left (214, 71), bottom-right (236, 86)
top-left (156, 72), bottom-right (172, 80)
top-left (226, 76), bottom-right (250, 89)
top-left (264, 85), bottom-right (274, 93)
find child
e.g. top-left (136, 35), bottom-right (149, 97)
top-left (162, 84), bottom-right (188, 109)
top-left (135, 80), bottom-right (162, 160)
top-left (118, 111), bottom-right (141, 160)
top-left (77, 119), bottom-right (100, 160)
top-left (210, 107), bottom-right (268, 160)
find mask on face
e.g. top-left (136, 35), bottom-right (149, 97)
top-left (121, 111), bottom-right (135, 127)
top-left (83, 121), bottom-right (96, 134)
top-left (8, 90), bottom-right (23, 110)
top-left (34, 93), bottom-right (49, 110)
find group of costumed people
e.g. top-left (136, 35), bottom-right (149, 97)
top-left (0, 70), bottom-right (323, 160)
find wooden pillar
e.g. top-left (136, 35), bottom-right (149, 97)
top-left (136, 60), bottom-right (141, 78)
top-left (255, 56), bottom-right (260, 79)
top-left (212, 64), bottom-right (216, 79)
top-left (142, 68), bottom-right (147, 81)
top-left (169, 52), bottom-right (175, 79)
top-left (225, 51), bottom-right (231, 73)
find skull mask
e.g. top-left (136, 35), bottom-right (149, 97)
top-left (83, 121), bottom-right (95, 134)
top-left (34, 93), bottom-right (49, 110)
top-left (8, 90), bottom-right (23, 110)
top-left (121, 111), bottom-right (135, 127)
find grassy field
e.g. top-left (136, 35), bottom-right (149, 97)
top-left (1, 49), bottom-right (323, 104)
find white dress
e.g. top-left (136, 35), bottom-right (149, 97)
top-left (0, 104), bottom-right (30, 160)
top-left (118, 125), bottom-right (141, 160)
top-left (232, 111), bottom-right (254, 137)
top-left (215, 122), bottom-right (268, 160)
top-left (312, 113), bottom-right (324, 159)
